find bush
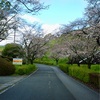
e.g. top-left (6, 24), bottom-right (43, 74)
top-left (15, 64), bottom-right (36, 75)
top-left (59, 64), bottom-right (70, 73)
top-left (58, 58), bottom-right (69, 64)
top-left (0, 56), bottom-right (15, 76)
top-left (69, 66), bottom-right (94, 83)
top-left (2, 43), bottom-right (24, 58)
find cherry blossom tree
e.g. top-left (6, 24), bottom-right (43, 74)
top-left (0, 0), bottom-right (48, 42)
top-left (18, 24), bottom-right (49, 64)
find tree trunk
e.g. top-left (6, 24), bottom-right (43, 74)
top-left (88, 63), bottom-right (91, 69)
top-left (30, 59), bottom-right (33, 64)
top-left (55, 59), bottom-right (59, 65)
top-left (77, 63), bottom-right (80, 67)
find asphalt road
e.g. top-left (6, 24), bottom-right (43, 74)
top-left (0, 64), bottom-right (99, 100)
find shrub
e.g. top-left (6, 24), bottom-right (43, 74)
top-left (2, 43), bottom-right (24, 58)
top-left (69, 66), bottom-right (94, 83)
top-left (0, 56), bottom-right (15, 76)
top-left (59, 64), bottom-right (70, 73)
top-left (15, 64), bottom-right (36, 75)
top-left (58, 58), bottom-right (69, 64)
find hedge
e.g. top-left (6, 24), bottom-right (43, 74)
top-left (15, 64), bottom-right (37, 75)
top-left (58, 64), bottom-right (70, 73)
top-left (69, 66), bottom-right (94, 83)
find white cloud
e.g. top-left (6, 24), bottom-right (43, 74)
top-left (42, 24), bottom-right (61, 35)
top-left (19, 14), bottom-right (61, 35)
top-left (19, 14), bottom-right (41, 23)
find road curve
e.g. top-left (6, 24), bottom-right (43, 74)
top-left (0, 64), bottom-right (99, 100)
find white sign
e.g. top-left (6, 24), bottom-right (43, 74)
top-left (13, 58), bottom-right (23, 65)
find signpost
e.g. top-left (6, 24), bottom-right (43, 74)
top-left (13, 58), bottom-right (23, 65)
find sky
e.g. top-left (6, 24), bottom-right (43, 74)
top-left (0, 0), bottom-right (88, 45)
top-left (20, 0), bottom-right (88, 34)
top-left (38, 0), bottom-right (87, 24)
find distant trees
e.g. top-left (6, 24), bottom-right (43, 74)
top-left (50, 44), bottom-right (65, 65)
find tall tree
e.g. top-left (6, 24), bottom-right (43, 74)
top-left (2, 43), bottom-right (24, 58)
top-left (0, 0), bottom-right (48, 42)
top-left (61, 0), bottom-right (100, 67)
top-left (0, 0), bottom-right (14, 42)
top-left (85, 0), bottom-right (100, 45)
top-left (19, 24), bottom-right (49, 64)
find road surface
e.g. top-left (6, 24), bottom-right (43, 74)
top-left (0, 64), bottom-right (99, 100)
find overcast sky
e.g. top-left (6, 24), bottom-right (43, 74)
top-left (0, 0), bottom-right (88, 45)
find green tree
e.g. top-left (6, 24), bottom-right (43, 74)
top-left (2, 43), bottom-right (24, 58)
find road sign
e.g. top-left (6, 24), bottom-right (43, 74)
top-left (13, 58), bottom-right (23, 65)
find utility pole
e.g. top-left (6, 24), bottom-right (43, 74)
top-left (13, 25), bottom-right (16, 43)
top-left (14, 30), bottom-right (16, 43)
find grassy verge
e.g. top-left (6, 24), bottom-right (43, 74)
top-left (15, 64), bottom-right (37, 75)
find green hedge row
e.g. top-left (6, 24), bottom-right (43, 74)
top-left (58, 64), bottom-right (96, 83)
top-left (34, 60), bottom-right (55, 66)
top-left (58, 64), bottom-right (100, 88)
top-left (58, 64), bottom-right (70, 73)
top-left (34, 57), bottom-right (69, 66)
top-left (15, 64), bottom-right (37, 75)
top-left (68, 66), bottom-right (94, 83)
